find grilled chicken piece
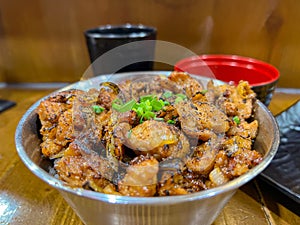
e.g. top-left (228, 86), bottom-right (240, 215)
top-left (158, 169), bottom-right (207, 196)
top-left (223, 136), bottom-right (253, 153)
top-left (54, 134), bottom-right (117, 189)
top-left (122, 120), bottom-right (178, 152)
top-left (39, 121), bottom-right (57, 140)
top-left (214, 147), bottom-right (263, 180)
top-left (118, 155), bottom-right (159, 197)
top-left (168, 71), bottom-right (204, 98)
top-left (37, 89), bottom-right (81, 123)
top-left (185, 140), bottom-right (219, 174)
top-left (227, 120), bottom-right (258, 139)
top-left (54, 153), bottom-right (116, 190)
top-left (207, 80), bottom-right (256, 119)
top-left (119, 72), bottom-right (203, 99)
top-left (37, 88), bottom-right (106, 158)
top-left (55, 109), bottom-right (74, 146)
top-left (208, 144), bottom-right (262, 187)
top-left (119, 120), bottom-right (190, 160)
top-left (175, 101), bottom-right (229, 141)
top-left (97, 87), bottom-right (118, 109)
top-left (37, 90), bottom-right (83, 157)
top-left (157, 105), bottom-right (179, 122)
top-left (40, 139), bottom-right (63, 157)
top-left (117, 76), bottom-right (168, 101)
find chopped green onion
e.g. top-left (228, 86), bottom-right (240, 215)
top-left (139, 116), bottom-right (144, 123)
top-left (163, 101), bottom-right (170, 106)
top-left (127, 130), bottom-right (132, 138)
top-left (233, 116), bottom-right (240, 125)
top-left (143, 111), bottom-right (155, 120)
top-left (133, 101), bottom-right (150, 112)
top-left (92, 105), bottom-right (104, 114)
top-left (200, 89), bottom-right (208, 95)
top-left (162, 91), bottom-right (173, 99)
top-left (112, 99), bottom-right (136, 112)
top-left (112, 98), bottom-right (123, 105)
top-left (154, 117), bottom-right (165, 121)
top-left (175, 93), bottom-right (187, 99)
top-left (175, 96), bottom-right (184, 104)
top-left (174, 93), bottom-right (187, 104)
top-left (111, 103), bottom-right (121, 111)
top-left (167, 119), bottom-right (176, 124)
top-left (151, 99), bottom-right (164, 111)
top-left (112, 93), bottom-right (178, 123)
top-left (133, 106), bottom-right (144, 117)
top-left (131, 94), bottom-right (165, 122)
top-left (140, 95), bottom-right (154, 102)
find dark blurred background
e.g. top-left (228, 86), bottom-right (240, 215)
top-left (0, 0), bottom-right (298, 88)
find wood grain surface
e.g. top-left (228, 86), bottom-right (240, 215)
top-left (1, 0), bottom-right (300, 87)
top-left (0, 86), bottom-right (299, 225)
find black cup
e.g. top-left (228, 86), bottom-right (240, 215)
top-left (84, 24), bottom-right (157, 75)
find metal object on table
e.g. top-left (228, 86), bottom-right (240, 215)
top-left (0, 99), bottom-right (16, 113)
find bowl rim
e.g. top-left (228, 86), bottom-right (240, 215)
top-left (174, 54), bottom-right (280, 87)
top-left (15, 71), bottom-right (280, 205)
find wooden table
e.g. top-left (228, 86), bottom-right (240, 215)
top-left (0, 86), bottom-right (299, 225)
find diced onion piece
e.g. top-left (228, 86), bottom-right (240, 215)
top-left (209, 167), bottom-right (229, 186)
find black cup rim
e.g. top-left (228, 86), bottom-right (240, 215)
top-left (84, 24), bottom-right (157, 39)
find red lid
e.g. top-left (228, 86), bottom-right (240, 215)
top-left (174, 54), bottom-right (280, 87)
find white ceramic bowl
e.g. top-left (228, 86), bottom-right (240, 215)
top-left (15, 71), bottom-right (280, 225)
